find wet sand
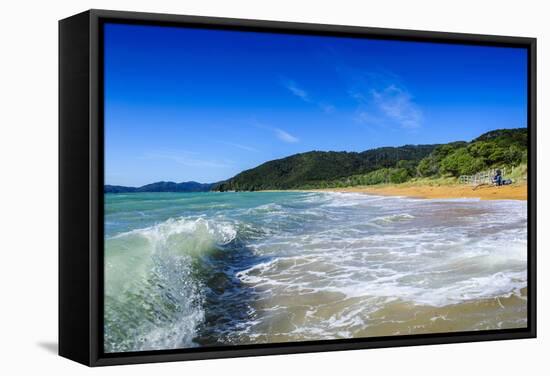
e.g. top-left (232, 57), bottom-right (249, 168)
top-left (220, 288), bottom-right (527, 345)
top-left (314, 183), bottom-right (527, 201)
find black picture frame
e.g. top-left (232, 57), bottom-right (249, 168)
top-left (59, 9), bottom-right (537, 367)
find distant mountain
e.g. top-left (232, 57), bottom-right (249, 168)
top-left (213, 145), bottom-right (437, 191)
top-left (104, 181), bottom-right (215, 193)
top-left (104, 185), bottom-right (137, 193)
top-left (136, 181), bottom-right (216, 192)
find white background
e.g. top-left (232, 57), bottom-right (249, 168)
top-left (0, 0), bottom-right (547, 374)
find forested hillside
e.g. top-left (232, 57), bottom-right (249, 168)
top-left (213, 128), bottom-right (527, 191)
top-left (214, 145), bottom-right (436, 191)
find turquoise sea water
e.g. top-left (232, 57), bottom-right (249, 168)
top-left (104, 191), bottom-right (527, 352)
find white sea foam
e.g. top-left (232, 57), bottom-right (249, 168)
top-left (236, 192), bottom-right (527, 319)
top-left (111, 216), bottom-right (237, 246)
top-left (372, 213), bottom-right (415, 224)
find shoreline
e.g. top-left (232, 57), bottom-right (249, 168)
top-left (105, 183), bottom-right (528, 201)
top-left (308, 182), bottom-right (527, 201)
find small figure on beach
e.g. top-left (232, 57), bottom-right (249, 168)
top-left (493, 169), bottom-right (503, 186)
top-left (493, 169), bottom-right (513, 186)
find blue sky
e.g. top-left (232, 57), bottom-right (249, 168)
top-left (104, 23), bottom-right (527, 186)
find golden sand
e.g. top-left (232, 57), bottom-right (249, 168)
top-left (314, 183), bottom-right (527, 201)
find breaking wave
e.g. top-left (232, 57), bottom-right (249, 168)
top-left (104, 217), bottom-right (237, 352)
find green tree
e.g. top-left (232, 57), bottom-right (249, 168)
top-left (389, 168), bottom-right (410, 183)
top-left (417, 155), bottom-right (439, 177)
top-left (440, 148), bottom-right (485, 176)
top-left (503, 145), bottom-right (523, 166)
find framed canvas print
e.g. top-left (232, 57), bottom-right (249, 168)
top-left (59, 9), bottom-right (536, 366)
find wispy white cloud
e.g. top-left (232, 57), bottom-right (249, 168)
top-left (142, 150), bottom-right (232, 168)
top-left (281, 77), bottom-right (335, 114)
top-left (319, 103), bottom-right (336, 114)
top-left (283, 79), bottom-right (311, 102)
top-left (349, 79), bottom-right (423, 129)
top-left (354, 111), bottom-right (383, 127)
top-left (371, 85), bottom-right (423, 129)
top-left (219, 141), bottom-right (259, 152)
top-left (349, 90), bottom-right (369, 104)
top-left (274, 128), bottom-right (299, 143)
top-left (252, 120), bottom-right (300, 144)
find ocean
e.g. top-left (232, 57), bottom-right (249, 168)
top-left (104, 191), bottom-right (527, 352)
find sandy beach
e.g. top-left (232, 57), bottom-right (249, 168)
top-left (313, 182), bottom-right (527, 201)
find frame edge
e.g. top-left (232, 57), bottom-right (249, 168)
top-left (62, 8), bottom-right (537, 367)
top-left (59, 10), bottom-right (93, 366)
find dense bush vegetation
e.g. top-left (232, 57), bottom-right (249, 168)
top-left (431, 129), bottom-right (527, 178)
top-left (213, 128), bottom-right (527, 191)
